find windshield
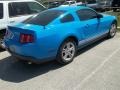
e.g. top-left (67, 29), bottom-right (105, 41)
top-left (23, 10), bottom-right (66, 26)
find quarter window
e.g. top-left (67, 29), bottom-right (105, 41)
top-left (76, 9), bottom-right (97, 21)
top-left (60, 14), bottom-right (74, 23)
top-left (0, 3), bottom-right (3, 19)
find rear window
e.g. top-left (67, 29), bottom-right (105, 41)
top-left (0, 3), bottom-right (3, 19)
top-left (24, 10), bottom-right (66, 26)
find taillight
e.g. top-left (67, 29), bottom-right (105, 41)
top-left (20, 34), bottom-right (34, 43)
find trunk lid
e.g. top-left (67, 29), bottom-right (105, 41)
top-left (5, 23), bottom-right (44, 43)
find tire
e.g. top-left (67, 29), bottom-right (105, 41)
top-left (0, 38), bottom-right (5, 49)
top-left (113, 8), bottom-right (117, 12)
top-left (0, 29), bottom-right (6, 49)
top-left (56, 39), bottom-right (77, 65)
top-left (108, 22), bottom-right (117, 38)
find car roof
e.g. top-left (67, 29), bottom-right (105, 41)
top-left (50, 6), bottom-right (90, 12)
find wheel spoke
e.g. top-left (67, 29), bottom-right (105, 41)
top-left (69, 47), bottom-right (74, 51)
top-left (68, 52), bottom-right (73, 58)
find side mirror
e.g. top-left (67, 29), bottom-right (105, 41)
top-left (97, 14), bottom-right (103, 19)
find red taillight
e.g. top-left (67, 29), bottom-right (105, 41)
top-left (20, 34), bottom-right (34, 43)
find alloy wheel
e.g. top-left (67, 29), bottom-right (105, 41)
top-left (61, 42), bottom-right (75, 61)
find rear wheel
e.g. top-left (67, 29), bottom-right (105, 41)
top-left (108, 22), bottom-right (117, 38)
top-left (56, 39), bottom-right (77, 65)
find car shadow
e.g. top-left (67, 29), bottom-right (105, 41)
top-left (0, 56), bottom-right (63, 83)
top-left (0, 38), bottom-right (106, 83)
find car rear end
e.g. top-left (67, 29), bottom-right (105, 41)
top-left (4, 9), bottom-right (67, 63)
top-left (4, 23), bottom-right (56, 63)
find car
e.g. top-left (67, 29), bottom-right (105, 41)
top-left (111, 0), bottom-right (120, 12)
top-left (48, 2), bottom-right (61, 8)
top-left (60, 0), bottom-right (83, 7)
top-left (0, 0), bottom-right (46, 48)
top-left (4, 6), bottom-right (117, 65)
top-left (85, 0), bottom-right (99, 10)
top-left (96, 0), bottom-right (112, 12)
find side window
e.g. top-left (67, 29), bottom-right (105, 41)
top-left (9, 2), bottom-right (31, 17)
top-left (0, 3), bottom-right (3, 19)
top-left (60, 14), bottom-right (74, 23)
top-left (27, 2), bottom-right (45, 14)
top-left (76, 9), bottom-right (97, 21)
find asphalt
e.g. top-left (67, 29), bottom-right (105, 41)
top-left (0, 33), bottom-right (120, 90)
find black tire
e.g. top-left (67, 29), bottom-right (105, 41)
top-left (0, 38), bottom-right (5, 49)
top-left (56, 39), bottom-right (77, 65)
top-left (107, 22), bottom-right (117, 38)
top-left (0, 29), bottom-right (6, 49)
top-left (113, 8), bottom-right (117, 12)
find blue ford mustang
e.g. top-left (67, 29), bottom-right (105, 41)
top-left (4, 6), bottom-right (117, 64)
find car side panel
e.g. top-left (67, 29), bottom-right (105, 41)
top-left (98, 14), bottom-right (116, 34)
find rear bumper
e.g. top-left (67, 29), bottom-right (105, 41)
top-left (7, 48), bottom-right (55, 63)
top-left (4, 39), bottom-right (58, 61)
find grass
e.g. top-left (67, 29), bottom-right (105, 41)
top-left (104, 11), bottom-right (120, 32)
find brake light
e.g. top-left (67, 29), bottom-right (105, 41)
top-left (20, 34), bottom-right (34, 43)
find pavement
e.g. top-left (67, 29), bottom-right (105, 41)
top-left (0, 33), bottom-right (120, 90)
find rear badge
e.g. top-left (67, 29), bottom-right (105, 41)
top-left (6, 31), bottom-right (14, 39)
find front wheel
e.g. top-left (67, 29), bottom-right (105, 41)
top-left (56, 39), bottom-right (77, 65)
top-left (108, 23), bottom-right (117, 38)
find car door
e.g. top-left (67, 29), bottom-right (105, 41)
top-left (8, 2), bottom-right (45, 25)
top-left (76, 9), bottom-right (100, 41)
